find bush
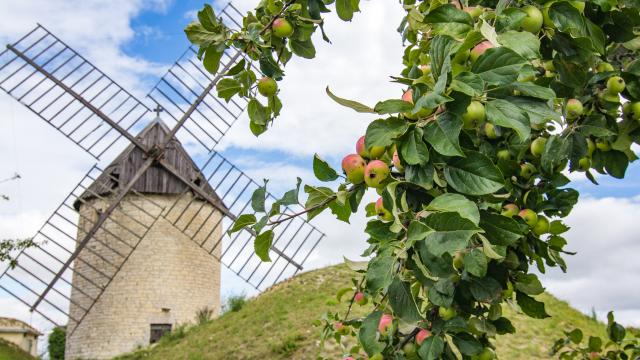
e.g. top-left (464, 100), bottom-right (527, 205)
top-left (223, 293), bottom-right (247, 313)
top-left (195, 307), bottom-right (215, 325)
top-left (48, 326), bottom-right (66, 360)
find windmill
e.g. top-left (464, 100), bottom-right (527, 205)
top-left (0, 3), bottom-right (325, 359)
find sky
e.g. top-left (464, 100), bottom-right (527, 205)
top-left (0, 0), bottom-right (638, 348)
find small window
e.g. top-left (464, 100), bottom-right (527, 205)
top-left (149, 323), bottom-right (172, 344)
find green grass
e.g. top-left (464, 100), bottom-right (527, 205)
top-left (0, 338), bottom-right (36, 360)
top-left (116, 264), bottom-right (606, 360)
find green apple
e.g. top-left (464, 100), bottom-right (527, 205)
top-left (464, 6), bottom-right (484, 18)
top-left (518, 208), bottom-right (539, 227)
top-left (365, 160), bottom-right (390, 188)
top-left (497, 149), bottom-right (511, 161)
top-left (533, 215), bottom-right (550, 235)
top-left (354, 291), bottom-right (368, 306)
top-left (477, 347), bottom-right (496, 360)
top-left (596, 138), bottom-right (612, 152)
top-left (462, 101), bottom-right (486, 129)
top-left (543, 1), bottom-right (555, 28)
top-left (566, 99), bottom-right (583, 120)
top-left (630, 102), bottom-right (640, 121)
top-left (502, 203), bottom-right (520, 217)
top-left (439, 306), bottom-right (457, 320)
top-left (606, 76), bottom-right (625, 94)
top-left (271, 18), bottom-right (294, 38)
top-left (484, 122), bottom-right (499, 139)
top-left (596, 62), bottom-right (614, 73)
top-left (578, 157), bottom-right (591, 172)
top-left (521, 5), bottom-right (543, 33)
top-left (543, 60), bottom-right (555, 72)
top-left (403, 342), bottom-right (417, 358)
top-left (453, 251), bottom-right (464, 271)
top-left (341, 154), bottom-right (366, 184)
top-left (520, 162), bottom-right (537, 179)
top-left (530, 137), bottom-right (547, 157)
top-left (470, 40), bottom-right (493, 62)
top-left (257, 77), bottom-right (277, 97)
top-left (370, 354), bottom-right (384, 360)
top-left (503, 280), bottom-right (514, 298)
top-left (503, 250), bottom-right (520, 270)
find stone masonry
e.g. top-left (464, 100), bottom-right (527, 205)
top-left (65, 192), bottom-right (222, 359)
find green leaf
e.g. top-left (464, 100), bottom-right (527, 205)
top-left (290, 38), bottom-right (316, 59)
top-left (304, 185), bottom-right (334, 220)
top-left (549, 2), bottom-right (605, 54)
top-left (203, 47), bottom-right (224, 74)
top-left (374, 99), bottom-right (414, 114)
top-left (603, 150), bottom-right (629, 178)
top-left (485, 99), bottom-right (531, 142)
top-left (228, 214), bottom-right (257, 234)
top-left (251, 181), bottom-right (267, 212)
top-left (464, 248), bottom-right (488, 277)
top-left (515, 273), bottom-right (545, 295)
top-left (418, 335), bottom-right (445, 360)
top-left (400, 127), bottom-right (430, 165)
top-left (450, 72), bottom-right (485, 97)
top-left (405, 163), bottom-right (435, 190)
top-left (452, 333), bottom-right (483, 356)
top-left (497, 30), bottom-right (541, 59)
top-left (608, 321), bottom-right (626, 343)
top-left (508, 97), bottom-right (561, 125)
top-left (325, 87), bottom-right (375, 113)
top-left (479, 211), bottom-right (525, 246)
top-left (197, 4), bottom-right (218, 31)
top-left (468, 276), bottom-right (502, 302)
top-left (280, 177), bottom-right (302, 206)
top-left (366, 253), bottom-right (396, 292)
top-left (248, 98), bottom-right (269, 126)
top-left (471, 47), bottom-right (527, 85)
top-left (424, 5), bottom-right (473, 37)
top-left (365, 118), bottom-right (409, 149)
top-left (423, 212), bottom-right (482, 256)
top-left (444, 151), bottom-right (505, 196)
top-left (335, 0), bottom-right (355, 21)
top-left (184, 22), bottom-right (225, 47)
top-left (216, 78), bottom-right (241, 102)
top-left (429, 35), bottom-right (458, 80)
top-left (508, 82), bottom-right (556, 100)
top-left (366, 220), bottom-right (395, 240)
top-left (516, 292), bottom-right (550, 319)
top-left (427, 193), bottom-right (480, 225)
top-left (312, 154), bottom-right (339, 181)
top-left (358, 311), bottom-right (385, 355)
top-left (428, 278), bottom-right (455, 307)
top-left (328, 197), bottom-right (352, 223)
top-left (541, 135), bottom-right (571, 174)
top-left (388, 276), bottom-right (422, 323)
top-left (254, 230), bottom-right (274, 262)
top-left (407, 221), bottom-right (433, 242)
top-left (423, 113), bottom-right (465, 157)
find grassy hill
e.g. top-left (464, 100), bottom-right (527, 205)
top-left (0, 338), bottom-right (35, 360)
top-left (117, 264), bottom-right (606, 360)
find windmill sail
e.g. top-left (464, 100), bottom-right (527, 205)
top-left (0, 24), bottom-right (150, 159)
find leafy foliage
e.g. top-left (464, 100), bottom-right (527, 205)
top-left (48, 326), bottom-right (66, 360)
top-left (185, 0), bottom-right (640, 359)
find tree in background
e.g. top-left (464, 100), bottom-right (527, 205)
top-left (48, 326), bottom-right (66, 360)
top-left (185, 0), bottom-right (640, 358)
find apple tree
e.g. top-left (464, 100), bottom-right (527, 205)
top-left (185, 0), bottom-right (640, 358)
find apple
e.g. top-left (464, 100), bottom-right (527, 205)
top-left (378, 313), bottom-right (393, 335)
top-left (453, 251), bottom-right (464, 270)
top-left (344, 357), bottom-right (356, 360)
top-left (566, 99), bottom-right (583, 119)
top-left (403, 342), bottom-right (417, 357)
top-left (596, 138), bottom-right (612, 152)
top-left (630, 102), bottom-right (640, 121)
top-left (586, 138), bottom-right (596, 157)
top-left (415, 328), bottom-right (431, 345)
top-left (571, 1), bottom-right (585, 12)
top-left (497, 149), bottom-right (511, 161)
top-left (356, 136), bottom-right (369, 158)
top-left (438, 306), bottom-right (457, 320)
top-left (464, 5), bottom-right (484, 17)
top-left (334, 322), bottom-right (349, 335)
top-left (257, 77), bottom-right (277, 97)
top-left (342, 154), bottom-right (366, 184)
top-left (530, 137), bottom-right (547, 157)
top-left (462, 101), bottom-right (486, 129)
top-left (543, 60), bottom-right (555, 72)
top-left (470, 40), bottom-right (493, 62)
top-left (365, 160), bottom-right (390, 188)
top-left (354, 291), bottom-right (368, 306)
top-left (520, 162), bottom-right (537, 179)
top-left (518, 209), bottom-right (538, 227)
top-left (271, 18), bottom-right (294, 38)
top-left (369, 146), bottom-right (386, 159)
top-left (375, 197), bottom-right (393, 221)
top-left (503, 280), bottom-right (514, 298)
top-left (503, 250), bottom-right (520, 269)
top-left (392, 150), bottom-right (404, 172)
top-left (356, 135), bottom-right (385, 159)
top-left (521, 5), bottom-right (543, 33)
top-left (419, 64), bottom-right (431, 75)
top-left (477, 347), bottom-right (496, 360)
top-left (532, 215), bottom-right (550, 235)
top-left (402, 89), bottom-right (414, 104)
top-left (502, 203), bottom-right (520, 217)
top-left (484, 122), bottom-right (499, 139)
top-left (578, 157), bottom-right (591, 171)
top-left (589, 352), bottom-right (601, 360)
top-left (606, 76), bottom-right (625, 94)
top-left (596, 62), bottom-right (614, 73)
top-left (370, 354), bottom-right (384, 360)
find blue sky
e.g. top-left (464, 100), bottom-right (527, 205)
top-left (0, 0), bottom-right (639, 342)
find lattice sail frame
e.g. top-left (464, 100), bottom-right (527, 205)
top-left (0, 2), bottom-right (325, 333)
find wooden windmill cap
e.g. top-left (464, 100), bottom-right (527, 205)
top-left (73, 117), bottom-right (226, 211)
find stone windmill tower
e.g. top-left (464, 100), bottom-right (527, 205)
top-left (66, 118), bottom-right (225, 358)
top-left (0, 3), bottom-right (325, 359)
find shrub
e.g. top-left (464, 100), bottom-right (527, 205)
top-left (48, 326), bottom-right (66, 360)
top-left (223, 293), bottom-right (247, 313)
